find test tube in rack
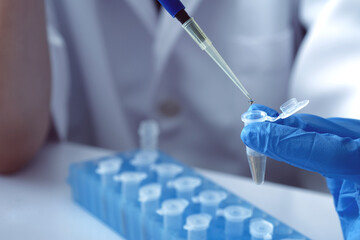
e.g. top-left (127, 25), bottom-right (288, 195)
top-left (152, 163), bottom-right (184, 186)
top-left (217, 205), bottom-right (253, 238)
top-left (250, 218), bottom-right (274, 240)
top-left (184, 214), bottom-right (212, 240)
top-left (114, 172), bottom-right (147, 238)
top-left (95, 158), bottom-right (122, 223)
top-left (192, 190), bottom-right (227, 217)
top-left (157, 198), bottom-right (189, 238)
top-left (139, 183), bottom-right (162, 240)
top-left (168, 176), bottom-right (202, 200)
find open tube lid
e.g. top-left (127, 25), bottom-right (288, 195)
top-left (267, 98), bottom-right (309, 122)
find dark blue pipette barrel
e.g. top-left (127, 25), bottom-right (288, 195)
top-left (157, 0), bottom-right (185, 17)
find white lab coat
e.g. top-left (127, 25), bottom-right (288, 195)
top-left (291, 0), bottom-right (360, 119)
top-left (46, 0), bottom-right (359, 188)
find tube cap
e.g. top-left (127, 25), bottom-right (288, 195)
top-left (241, 98), bottom-right (309, 124)
top-left (152, 163), bottom-right (183, 178)
top-left (96, 158), bottom-right (122, 175)
top-left (192, 190), bottom-right (227, 205)
top-left (131, 151), bottom-right (158, 167)
top-left (157, 198), bottom-right (189, 216)
top-left (139, 183), bottom-right (162, 202)
top-left (113, 172), bottom-right (147, 183)
top-left (184, 214), bottom-right (212, 231)
top-left (168, 176), bottom-right (202, 191)
top-left (241, 110), bottom-right (267, 125)
top-left (250, 218), bottom-right (274, 239)
top-left (217, 205), bottom-right (253, 222)
top-left (266, 98), bottom-right (310, 122)
top-left (279, 98), bottom-right (309, 119)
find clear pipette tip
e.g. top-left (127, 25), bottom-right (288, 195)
top-left (182, 18), bottom-right (254, 103)
top-left (204, 43), bottom-right (253, 102)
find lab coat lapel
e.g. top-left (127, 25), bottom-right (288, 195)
top-left (61, 0), bottom-right (136, 149)
top-left (123, 0), bottom-right (157, 35)
top-left (153, 0), bottom-right (203, 76)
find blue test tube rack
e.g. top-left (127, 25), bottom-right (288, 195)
top-left (68, 150), bottom-right (309, 240)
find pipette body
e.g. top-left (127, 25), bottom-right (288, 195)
top-left (157, 0), bottom-right (253, 104)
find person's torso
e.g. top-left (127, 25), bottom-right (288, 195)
top-left (47, 0), bottom-right (300, 179)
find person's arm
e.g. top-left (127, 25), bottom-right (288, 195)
top-left (0, 0), bottom-right (51, 174)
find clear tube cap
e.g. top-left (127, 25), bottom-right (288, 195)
top-left (184, 214), bottom-right (212, 231)
top-left (250, 218), bottom-right (274, 239)
top-left (192, 190), bottom-right (227, 205)
top-left (217, 205), bottom-right (253, 222)
top-left (113, 171), bottom-right (147, 183)
top-left (96, 158), bottom-right (122, 175)
top-left (157, 199), bottom-right (189, 216)
top-left (151, 163), bottom-right (183, 178)
top-left (139, 183), bottom-right (162, 202)
top-left (241, 110), bottom-right (267, 125)
top-left (131, 151), bottom-right (158, 167)
top-left (168, 176), bottom-right (202, 191)
top-left (267, 98), bottom-right (309, 122)
top-left (242, 98), bottom-right (309, 124)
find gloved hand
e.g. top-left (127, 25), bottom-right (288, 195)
top-left (241, 104), bottom-right (360, 240)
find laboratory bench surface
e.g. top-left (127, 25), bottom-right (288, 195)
top-left (0, 142), bottom-right (342, 240)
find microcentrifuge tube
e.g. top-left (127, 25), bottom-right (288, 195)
top-left (192, 190), bottom-right (227, 217)
top-left (138, 119), bottom-right (159, 151)
top-left (95, 158), bottom-right (122, 222)
top-left (114, 172), bottom-right (147, 202)
top-left (157, 199), bottom-right (189, 232)
top-left (139, 183), bottom-right (162, 240)
top-left (250, 218), bottom-right (274, 240)
top-left (134, 120), bottom-right (160, 172)
top-left (241, 98), bottom-right (310, 185)
top-left (184, 214), bottom-right (212, 240)
top-left (168, 176), bottom-right (202, 200)
top-left (217, 205), bottom-right (253, 237)
top-left (151, 163), bottom-right (183, 185)
top-left (96, 158), bottom-right (123, 185)
top-left (241, 110), bottom-right (268, 185)
top-left (139, 183), bottom-right (162, 215)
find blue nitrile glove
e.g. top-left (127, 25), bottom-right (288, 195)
top-left (241, 104), bottom-right (360, 240)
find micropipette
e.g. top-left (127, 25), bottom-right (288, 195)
top-left (157, 0), bottom-right (254, 104)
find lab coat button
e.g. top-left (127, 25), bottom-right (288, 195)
top-left (159, 100), bottom-right (181, 117)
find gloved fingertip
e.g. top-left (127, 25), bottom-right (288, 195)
top-left (241, 123), bottom-right (263, 149)
top-left (247, 104), bottom-right (278, 118)
top-left (240, 126), bottom-right (251, 144)
top-left (248, 104), bottom-right (265, 111)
